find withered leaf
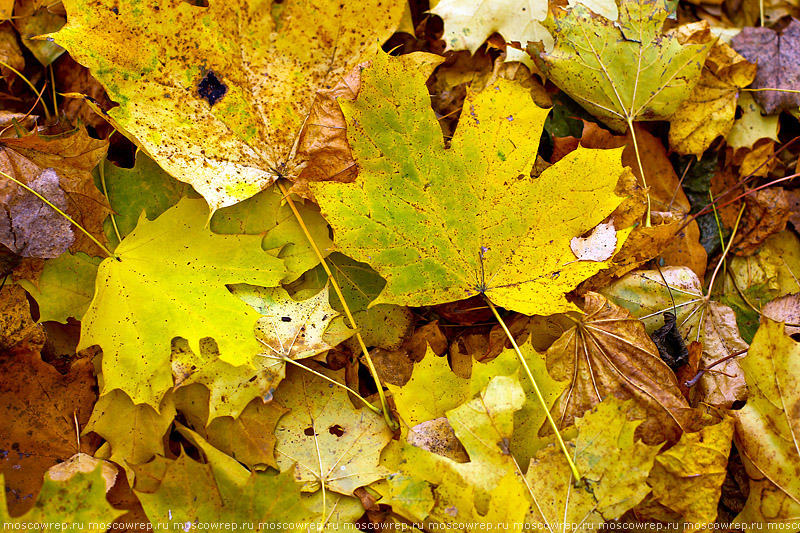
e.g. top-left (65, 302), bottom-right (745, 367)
top-left (0, 169), bottom-right (74, 258)
top-left (732, 18), bottom-right (800, 114)
top-left (543, 292), bottom-right (700, 444)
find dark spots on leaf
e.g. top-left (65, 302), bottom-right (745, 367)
top-left (197, 71), bottom-right (227, 106)
top-left (281, 316), bottom-right (292, 322)
top-left (110, 6), bottom-right (119, 14)
top-left (328, 424), bottom-right (345, 437)
top-left (304, 427), bottom-right (316, 436)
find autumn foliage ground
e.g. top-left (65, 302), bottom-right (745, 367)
top-left (2, 0), bottom-right (800, 530)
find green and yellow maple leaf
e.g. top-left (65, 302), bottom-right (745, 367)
top-left (314, 50), bottom-right (629, 316)
top-left (18, 251), bottom-right (101, 323)
top-left (134, 429), bottom-right (316, 527)
top-left (52, 0), bottom-right (404, 209)
top-left (382, 374), bottom-right (531, 525)
top-left (87, 389), bottom-right (176, 483)
top-left (80, 197), bottom-right (286, 408)
top-left (530, 0), bottom-right (713, 133)
top-left (1, 462), bottom-right (123, 527)
top-left (526, 396), bottom-right (661, 528)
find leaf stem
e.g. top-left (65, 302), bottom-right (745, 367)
top-left (626, 118), bottom-right (651, 228)
top-left (706, 203), bottom-right (745, 296)
top-left (743, 87), bottom-right (800, 94)
top-left (261, 348), bottom-right (383, 417)
top-left (483, 296), bottom-right (583, 484)
top-left (276, 181), bottom-right (398, 431)
top-left (0, 168), bottom-right (116, 258)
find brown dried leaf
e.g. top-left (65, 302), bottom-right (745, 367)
top-left (0, 349), bottom-right (98, 515)
top-left (0, 125), bottom-right (109, 256)
top-left (601, 267), bottom-right (749, 408)
top-left (731, 18), bottom-right (800, 114)
top-left (543, 292), bottom-right (699, 444)
top-left (0, 284), bottom-right (43, 351)
top-left (292, 62), bottom-right (366, 197)
top-left (762, 293), bottom-right (800, 335)
top-left (733, 187), bottom-right (790, 256)
top-left (0, 168), bottom-right (74, 258)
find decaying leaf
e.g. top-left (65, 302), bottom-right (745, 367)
top-left (529, 0), bottom-right (713, 132)
top-left (669, 43), bottom-right (757, 157)
top-left (762, 293), bottom-right (800, 335)
top-left (733, 319), bottom-right (800, 525)
top-left (0, 125), bottom-right (110, 256)
top-left (732, 187), bottom-right (790, 256)
top-left (80, 198), bottom-right (286, 408)
top-left (543, 292), bottom-right (698, 444)
top-left (526, 396), bottom-right (661, 527)
top-left (0, 284), bottom-right (43, 351)
top-left (53, 0), bottom-right (404, 209)
top-left (0, 169), bottom-right (73, 258)
top-left (0, 349), bottom-right (97, 515)
top-left (731, 18), bottom-right (800, 114)
top-left (314, 50), bottom-right (628, 316)
top-left (602, 267), bottom-right (749, 408)
top-left (274, 364), bottom-right (393, 495)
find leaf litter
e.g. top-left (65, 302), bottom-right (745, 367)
top-left (6, 0), bottom-right (800, 528)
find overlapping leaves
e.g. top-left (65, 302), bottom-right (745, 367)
top-left (314, 50), bottom-right (629, 316)
top-left (53, 0), bottom-right (404, 209)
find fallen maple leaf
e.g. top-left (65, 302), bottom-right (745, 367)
top-left (134, 429), bottom-right (316, 527)
top-left (669, 43), bottom-right (757, 157)
top-left (53, 0), bottom-right (404, 209)
top-left (640, 417), bottom-right (735, 529)
top-left (314, 50), bottom-right (628, 316)
top-left (543, 292), bottom-right (699, 444)
top-left (529, 0), bottom-right (713, 133)
top-left (382, 374), bottom-right (531, 526)
top-left (85, 389), bottom-right (176, 484)
top-left (80, 198), bottom-right (286, 408)
top-left (601, 267), bottom-right (749, 408)
top-left (526, 396), bottom-right (661, 528)
top-left (732, 18), bottom-right (800, 114)
top-left (733, 319), bottom-right (800, 525)
top-left (274, 364), bottom-right (393, 496)
top-left (0, 462), bottom-right (122, 525)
